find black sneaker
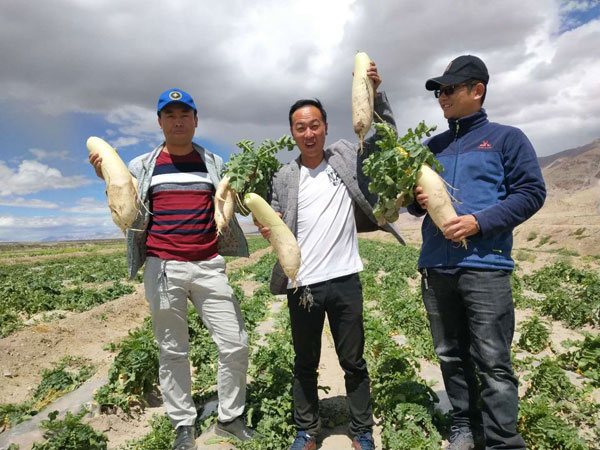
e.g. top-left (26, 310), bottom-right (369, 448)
top-left (173, 425), bottom-right (197, 450)
top-left (214, 417), bottom-right (255, 441)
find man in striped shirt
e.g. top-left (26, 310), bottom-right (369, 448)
top-left (90, 89), bottom-right (254, 450)
top-left (146, 144), bottom-right (218, 261)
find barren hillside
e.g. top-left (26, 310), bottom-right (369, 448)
top-left (542, 140), bottom-right (600, 195)
top-left (519, 140), bottom-right (600, 256)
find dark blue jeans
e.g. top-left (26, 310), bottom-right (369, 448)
top-left (287, 273), bottom-right (374, 437)
top-left (421, 268), bottom-right (525, 450)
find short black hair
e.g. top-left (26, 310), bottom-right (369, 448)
top-left (288, 98), bottom-right (327, 127)
top-left (157, 104), bottom-right (198, 118)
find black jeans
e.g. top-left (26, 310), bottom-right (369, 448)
top-left (421, 268), bottom-right (526, 450)
top-left (287, 273), bottom-right (373, 437)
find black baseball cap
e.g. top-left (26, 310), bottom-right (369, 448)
top-left (425, 55), bottom-right (489, 90)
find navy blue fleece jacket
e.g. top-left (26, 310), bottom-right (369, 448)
top-left (409, 109), bottom-right (546, 271)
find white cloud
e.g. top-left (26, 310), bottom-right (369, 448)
top-left (0, 213), bottom-right (121, 242)
top-left (29, 148), bottom-right (72, 161)
top-left (0, 215), bottom-right (16, 227)
top-left (109, 136), bottom-right (140, 149)
top-left (106, 105), bottom-right (160, 139)
top-left (1, 0), bottom-right (600, 242)
top-left (488, 19), bottom-right (600, 154)
top-left (0, 160), bottom-right (92, 196)
top-left (62, 197), bottom-right (111, 214)
top-left (0, 2), bottom-right (596, 156)
top-left (0, 197), bottom-right (59, 209)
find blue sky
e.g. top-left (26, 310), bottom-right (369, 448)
top-left (560, 0), bottom-right (600, 30)
top-left (1, 0), bottom-right (599, 242)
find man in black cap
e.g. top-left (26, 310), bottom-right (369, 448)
top-left (408, 56), bottom-right (546, 449)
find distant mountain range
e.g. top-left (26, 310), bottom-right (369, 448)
top-left (539, 138), bottom-right (600, 168)
top-left (40, 230), bottom-right (122, 242)
top-left (539, 138), bottom-right (600, 194)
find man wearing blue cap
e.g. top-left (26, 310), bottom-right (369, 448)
top-left (408, 56), bottom-right (545, 450)
top-left (90, 89), bottom-right (254, 449)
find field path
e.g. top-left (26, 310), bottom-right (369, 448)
top-left (196, 298), bottom-right (382, 450)
top-left (317, 318), bottom-right (383, 449)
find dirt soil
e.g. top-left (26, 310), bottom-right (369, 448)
top-left (0, 246), bottom-right (276, 448)
top-left (0, 247), bottom-right (274, 404)
top-left (0, 285), bottom-right (147, 406)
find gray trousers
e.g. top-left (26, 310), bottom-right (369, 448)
top-left (144, 255), bottom-right (248, 428)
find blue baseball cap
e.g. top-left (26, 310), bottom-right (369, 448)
top-left (157, 88), bottom-right (197, 115)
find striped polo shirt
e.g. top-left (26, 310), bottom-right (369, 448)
top-left (146, 149), bottom-right (218, 261)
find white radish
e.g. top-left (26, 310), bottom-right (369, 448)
top-left (244, 193), bottom-right (301, 287)
top-left (416, 164), bottom-right (466, 248)
top-left (86, 137), bottom-right (138, 232)
top-left (352, 51), bottom-right (375, 153)
top-left (214, 176), bottom-right (236, 235)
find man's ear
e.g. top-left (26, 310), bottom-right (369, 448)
top-left (474, 83), bottom-right (485, 101)
top-left (158, 116), bottom-right (163, 129)
top-left (325, 123), bottom-right (328, 135)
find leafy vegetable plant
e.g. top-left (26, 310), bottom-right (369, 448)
top-left (225, 136), bottom-right (295, 203)
top-left (94, 320), bottom-right (158, 413)
top-left (31, 409), bottom-right (108, 450)
top-left (518, 315), bottom-right (550, 353)
top-left (215, 135), bottom-right (302, 287)
top-left (523, 262), bottom-right (600, 328)
top-left (362, 120), bottom-right (439, 225)
top-left (559, 333), bottom-right (600, 387)
top-left (518, 396), bottom-right (588, 450)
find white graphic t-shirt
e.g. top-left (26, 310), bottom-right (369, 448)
top-left (288, 159), bottom-right (363, 288)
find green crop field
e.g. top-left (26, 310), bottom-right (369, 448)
top-left (0, 237), bottom-right (598, 449)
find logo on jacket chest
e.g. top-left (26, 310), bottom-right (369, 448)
top-left (478, 140), bottom-right (493, 149)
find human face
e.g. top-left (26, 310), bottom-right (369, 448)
top-left (290, 106), bottom-right (328, 166)
top-left (437, 82), bottom-right (482, 120)
top-left (158, 104), bottom-right (198, 147)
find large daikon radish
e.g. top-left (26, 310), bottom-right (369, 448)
top-left (86, 137), bottom-right (138, 232)
top-left (352, 51), bottom-right (375, 153)
top-left (416, 164), bottom-right (465, 247)
top-left (214, 176), bottom-right (235, 235)
top-left (244, 193), bottom-right (301, 287)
